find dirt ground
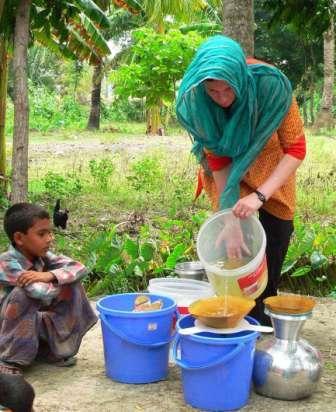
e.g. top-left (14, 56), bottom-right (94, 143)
top-left (25, 297), bottom-right (336, 412)
top-left (22, 136), bottom-right (335, 410)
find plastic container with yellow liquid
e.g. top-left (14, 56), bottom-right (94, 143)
top-left (197, 209), bottom-right (267, 300)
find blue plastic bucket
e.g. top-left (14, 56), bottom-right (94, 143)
top-left (96, 293), bottom-right (177, 384)
top-left (173, 315), bottom-right (259, 411)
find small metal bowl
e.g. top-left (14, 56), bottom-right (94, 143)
top-left (174, 261), bottom-right (206, 281)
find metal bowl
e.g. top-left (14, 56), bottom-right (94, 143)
top-left (174, 261), bottom-right (206, 281)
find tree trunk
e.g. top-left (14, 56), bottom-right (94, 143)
top-left (302, 97), bottom-right (308, 126)
top-left (146, 105), bottom-right (162, 135)
top-left (146, 23), bottom-right (165, 136)
top-left (87, 63), bottom-right (102, 130)
top-left (314, 19), bottom-right (335, 129)
top-left (222, 0), bottom-right (254, 56)
top-left (0, 0), bottom-right (5, 20)
top-left (309, 86), bottom-right (315, 125)
top-left (0, 38), bottom-right (8, 185)
top-left (11, 0), bottom-right (31, 203)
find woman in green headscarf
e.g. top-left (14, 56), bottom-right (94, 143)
top-left (176, 36), bottom-right (306, 325)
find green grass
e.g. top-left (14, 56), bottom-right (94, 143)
top-left (0, 123), bottom-right (335, 296)
top-left (296, 131), bottom-right (336, 220)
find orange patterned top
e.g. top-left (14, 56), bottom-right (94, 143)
top-left (200, 97), bottom-right (305, 220)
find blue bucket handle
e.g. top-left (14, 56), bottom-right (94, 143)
top-left (172, 334), bottom-right (245, 370)
top-left (100, 313), bottom-right (176, 348)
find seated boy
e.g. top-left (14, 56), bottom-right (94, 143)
top-left (0, 203), bottom-right (98, 375)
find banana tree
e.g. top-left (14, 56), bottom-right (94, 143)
top-left (1, 0), bottom-right (111, 202)
top-left (87, 4), bottom-right (144, 130)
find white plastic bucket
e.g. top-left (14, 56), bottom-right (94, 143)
top-left (197, 209), bottom-right (268, 300)
top-left (148, 278), bottom-right (214, 314)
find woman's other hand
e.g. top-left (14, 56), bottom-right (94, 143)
top-left (232, 193), bottom-right (263, 219)
top-left (215, 217), bottom-right (251, 259)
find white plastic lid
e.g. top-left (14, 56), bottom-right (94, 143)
top-left (148, 277), bottom-right (213, 294)
top-left (148, 277), bottom-right (214, 306)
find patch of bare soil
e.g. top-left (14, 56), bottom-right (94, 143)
top-left (29, 135), bottom-right (191, 159)
top-left (26, 297), bottom-right (336, 412)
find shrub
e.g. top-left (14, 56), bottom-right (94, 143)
top-left (89, 158), bottom-right (115, 190)
top-left (42, 171), bottom-right (83, 198)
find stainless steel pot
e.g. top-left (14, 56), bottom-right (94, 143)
top-left (252, 308), bottom-right (322, 400)
top-left (174, 261), bottom-right (206, 281)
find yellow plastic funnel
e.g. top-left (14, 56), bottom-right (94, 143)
top-left (264, 295), bottom-right (316, 315)
top-left (189, 295), bottom-right (256, 329)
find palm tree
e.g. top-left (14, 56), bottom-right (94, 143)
top-left (0, 1), bottom-right (16, 190)
top-left (11, 0), bottom-right (31, 202)
top-left (1, 0), bottom-right (111, 202)
top-left (0, 38), bottom-right (8, 186)
top-left (314, 18), bottom-right (334, 129)
top-left (222, 0), bottom-right (254, 56)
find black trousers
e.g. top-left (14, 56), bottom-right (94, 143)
top-left (249, 208), bottom-right (294, 326)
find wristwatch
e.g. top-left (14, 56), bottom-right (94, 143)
top-left (254, 190), bottom-right (267, 204)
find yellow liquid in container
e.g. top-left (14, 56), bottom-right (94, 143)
top-left (206, 257), bottom-right (268, 300)
top-left (207, 273), bottom-right (243, 297)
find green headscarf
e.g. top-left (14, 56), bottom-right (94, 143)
top-left (176, 35), bottom-right (292, 209)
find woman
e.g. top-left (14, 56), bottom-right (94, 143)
top-left (176, 36), bottom-right (306, 325)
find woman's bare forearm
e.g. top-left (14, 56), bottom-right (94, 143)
top-left (257, 154), bottom-right (303, 200)
top-left (212, 165), bottom-right (231, 195)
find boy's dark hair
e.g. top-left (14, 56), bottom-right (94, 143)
top-left (4, 203), bottom-right (50, 244)
top-left (0, 373), bottom-right (35, 412)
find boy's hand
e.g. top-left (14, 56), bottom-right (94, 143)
top-left (17, 271), bottom-right (55, 287)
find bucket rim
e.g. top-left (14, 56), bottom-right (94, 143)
top-left (174, 261), bottom-right (205, 276)
top-left (149, 277), bottom-right (211, 288)
top-left (96, 292), bottom-right (177, 317)
top-left (196, 209), bottom-right (266, 277)
top-left (177, 315), bottom-right (260, 343)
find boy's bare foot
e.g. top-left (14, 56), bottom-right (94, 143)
top-left (35, 353), bottom-right (77, 367)
top-left (52, 357), bottom-right (77, 367)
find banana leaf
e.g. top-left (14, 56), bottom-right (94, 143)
top-left (180, 22), bottom-right (222, 35)
top-left (66, 29), bottom-right (101, 64)
top-left (112, 0), bottom-right (142, 15)
top-left (78, 13), bottom-right (110, 55)
top-left (34, 30), bottom-right (77, 60)
top-left (73, 0), bottom-right (111, 28)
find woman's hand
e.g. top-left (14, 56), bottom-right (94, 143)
top-left (215, 218), bottom-right (251, 259)
top-left (232, 193), bottom-right (263, 219)
top-left (17, 271), bottom-right (55, 287)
